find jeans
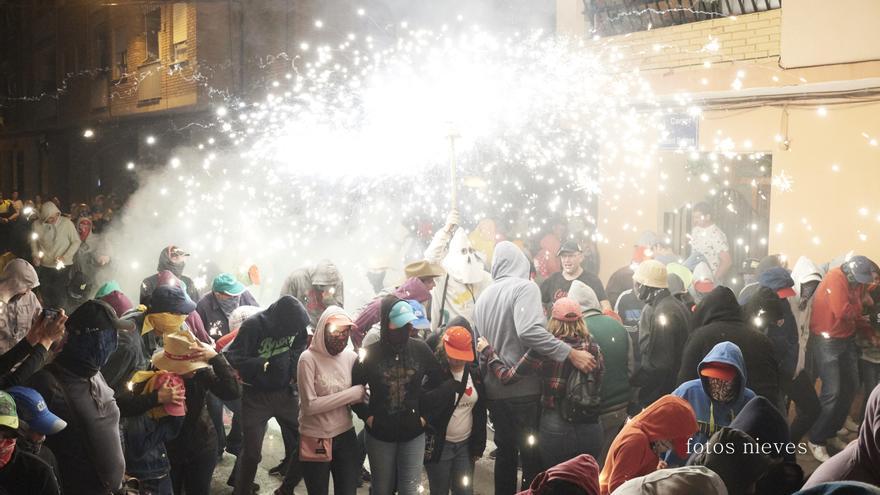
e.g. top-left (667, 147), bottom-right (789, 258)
top-left (487, 396), bottom-right (542, 495)
top-left (170, 449), bottom-right (216, 495)
top-left (598, 405), bottom-right (628, 466)
top-left (234, 387), bottom-right (302, 495)
top-left (859, 359), bottom-right (880, 420)
top-left (365, 431), bottom-right (425, 495)
top-left (138, 474), bottom-right (172, 495)
top-left (809, 336), bottom-right (859, 444)
top-left (538, 408), bottom-right (602, 470)
top-left (424, 440), bottom-right (474, 495)
top-left (787, 369), bottom-right (821, 443)
top-left (301, 428), bottom-right (360, 495)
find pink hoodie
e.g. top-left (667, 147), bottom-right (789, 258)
top-left (297, 306), bottom-right (364, 439)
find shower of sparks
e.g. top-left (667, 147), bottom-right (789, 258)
top-left (771, 170), bottom-right (794, 192)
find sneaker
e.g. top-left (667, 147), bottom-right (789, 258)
top-left (828, 436), bottom-right (849, 451)
top-left (226, 478), bottom-right (259, 493)
top-left (845, 417), bottom-right (860, 432)
top-left (809, 442), bottom-right (830, 462)
top-left (268, 460), bottom-right (287, 477)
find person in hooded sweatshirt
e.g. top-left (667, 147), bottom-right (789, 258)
top-left (516, 454), bottom-right (600, 495)
top-left (297, 306), bottom-right (365, 495)
top-left (280, 259), bottom-right (345, 326)
top-left (598, 395), bottom-right (697, 494)
top-left (473, 241), bottom-right (598, 494)
top-left (566, 280), bottom-right (634, 465)
top-left (226, 295), bottom-right (309, 495)
top-left (351, 296), bottom-right (444, 495)
top-left (678, 286), bottom-right (781, 407)
top-left (351, 275), bottom-right (432, 348)
top-left (612, 465), bottom-right (728, 495)
top-left (424, 209), bottom-right (493, 330)
top-left (803, 383), bottom-right (880, 488)
top-left (29, 202), bottom-right (80, 308)
top-left (196, 273), bottom-right (259, 339)
top-left (672, 341), bottom-right (755, 460)
top-left (730, 396), bottom-right (805, 495)
top-left (0, 258), bottom-right (42, 355)
top-left (630, 260), bottom-right (691, 408)
top-left (789, 257), bottom-right (823, 445)
top-left (686, 427), bottom-right (774, 495)
top-left (27, 299), bottom-right (130, 495)
top-left (140, 245), bottom-right (200, 305)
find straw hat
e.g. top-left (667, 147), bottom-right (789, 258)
top-left (151, 332), bottom-right (211, 374)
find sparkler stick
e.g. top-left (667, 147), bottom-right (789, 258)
top-left (446, 125), bottom-right (460, 212)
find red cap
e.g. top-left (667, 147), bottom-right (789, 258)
top-left (551, 297), bottom-right (582, 322)
top-left (443, 326), bottom-right (474, 361)
top-left (326, 314), bottom-right (355, 330)
top-left (776, 287), bottom-right (796, 299)
top-left (693, 280), bottom-right (716, 293)
top-left (154, 373), bottom-right (186, 417)
top-left (700, 362), bottom-right (737, 381)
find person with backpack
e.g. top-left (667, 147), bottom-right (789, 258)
top-left (423, 325), bottom-right (487, 495)
top-left (479, 297), bottom-right (604, 470)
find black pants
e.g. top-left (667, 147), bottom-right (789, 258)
top-left (206, 392), bottom-right (226, 457)
top-left (234, 387), bottom-right (302, 495)
top-left (787, 369), bottom-right (822, 443)
top-left (488, 396), bottom-right (542, 495)
top-left (301, 428), bottom-right (360, 495)
top-left (170, 449), bottom-right (216, 495)
top-left (37, 265), bottom-right (69, 309)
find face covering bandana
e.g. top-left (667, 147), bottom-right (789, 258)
top-left (707, 377), bottom-right (736, 403)
top-left (0, 438), bottom-right (15, 468)
top-left (324, 325), bottom-right (351, 356)
top-left (387, 325), bottom-right (410, 347)
top-left (142, 313), bottom-right (188, 336)
top-left (216, 294), bottom-right (241, 317)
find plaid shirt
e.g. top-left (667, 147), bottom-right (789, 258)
top-left (481, 335), bottom-right (603, 410)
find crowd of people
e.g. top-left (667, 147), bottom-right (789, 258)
top-left (0, 197), bottom-right (880, 495)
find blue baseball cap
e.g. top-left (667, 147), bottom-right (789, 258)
top-left (212, 273), bottom-right (245, 296)
top-left (406, 300), bottom-right (430, 330)
top-left (759, 267), bottom-right (796, 298)
top-left (6, 386), bottom-right (66, 435)
top-left (845, 256), bottom-right (878, 285)
top-left (388, 300), bottom-right (418, 330)
top-left (149, 285), bottom-right (197, 315)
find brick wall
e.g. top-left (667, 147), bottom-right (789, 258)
top-left (603, 9), bottom-right (781, 71)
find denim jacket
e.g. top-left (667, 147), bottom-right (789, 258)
top-left (120, 414), bottom-right (184, 480)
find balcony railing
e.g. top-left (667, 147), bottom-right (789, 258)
top-left (589, 0), bottom-right (781, 37)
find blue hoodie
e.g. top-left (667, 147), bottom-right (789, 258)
top-left (672, 341), bottom-right (755, 448)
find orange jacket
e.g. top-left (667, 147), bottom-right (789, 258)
top-left (810, 267), bottom-right (868, 340)
top-left (599, 395), bottom-right (697, 494)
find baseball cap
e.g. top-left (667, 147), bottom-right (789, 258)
top-left (388, 300), bottom-right (418, 330)
top-left (551, 297), bottom-right (583, 322)
top-left (67, 299), bottom-right (136, 332)
top-left (442, 326), bottom-right (475, 361)
top-left (759, 267), bottom-right (796, 299)
top-left (326, 312), bottom-right (355, 331)
top-left (405, 300), bottom-right (431, 329)
top-left (845, 255), bottom-right (877, 284)
top-left (148, 285), bottom-right (197, 315)
top-left (6, 386), bottom-right (66, 435)
top-left (212, 273), bottom-right (246, 296)
top-left (692, 262), bottom-right (716, 294)
top-left (556, 240), bottom-right (582, 257)
top-left (700, 362), bottom-right (738, 382)
top-left (168, 246), bottom-right (190, 258)
top-left (0, 392), bottom-right (18, 430)
top-left (152, 373), bottom-right (186, 417)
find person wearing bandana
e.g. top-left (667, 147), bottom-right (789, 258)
top-left (196, 273), bottom-right (259, 339)
top-left (0, 390), bottom-right (61, 495)
top-left (140, 246), bottom-right (200, 306)
top-left (295, 306), bottom-right (365, 495)
top-left (671, 341), bottom-right (755, 464)
top-left (29, 202), bottom-right (81, 308)
top-left (351, 296), bottom-right (444, 495)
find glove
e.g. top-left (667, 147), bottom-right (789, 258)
top-left (446, 208), bottom-right (460, 231)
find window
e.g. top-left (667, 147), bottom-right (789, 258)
top-left (172, 3), bottom-right (188, 62)
top-left (113, 28), bottom-right (128, 79)
top-left (95, 22), bottom-right (111, 70)
top-left (144, 8), bottom-right (161, 62)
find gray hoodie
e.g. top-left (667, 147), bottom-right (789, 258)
top-left (790, 256), bottom-right (823, 376)
top-left (568, 279), bottom-right (603, 317)
top-left (613, 466), bottom-right (728, 495)
top-left (472, 241), bottom-right (570, 400)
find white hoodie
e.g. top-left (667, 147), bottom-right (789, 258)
top-left (424, 227), bottom-right (492, 330)
top-left (790, 256), bottom-right (823, 376)
top-left (30, 202), bottom-right (81, 267)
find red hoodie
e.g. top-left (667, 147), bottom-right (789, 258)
top-left (599, 395), bottom-right (697, 494)
top-left (518, 454), bottom-right (599, 495)
top-left (810, 267), bottom-right (869, 340)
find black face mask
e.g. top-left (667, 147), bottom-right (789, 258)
top-left (634, 282), bottom-right (654, 303)
top-left (387, 324), bottom-right (410, 347)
